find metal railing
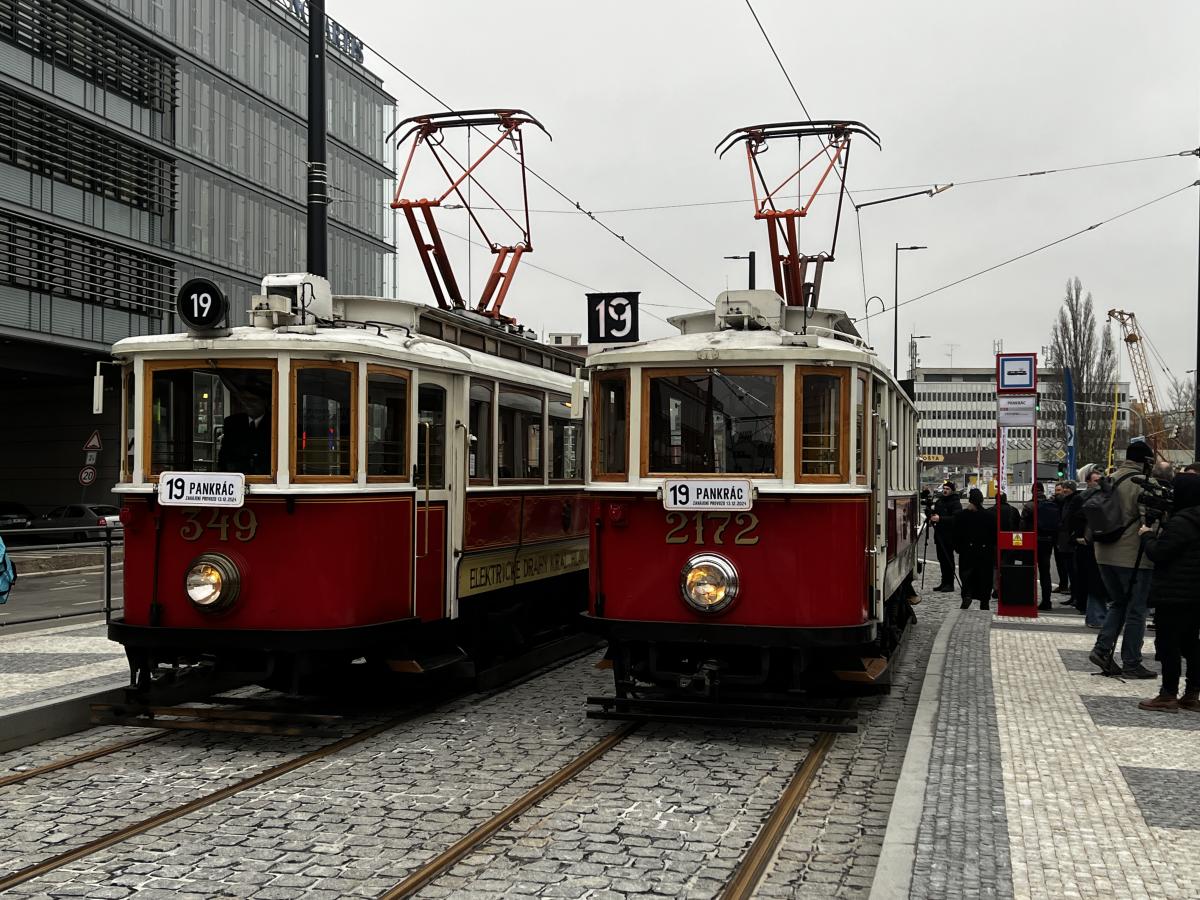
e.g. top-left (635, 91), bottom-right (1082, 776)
top-left (0, 524), bottom-right (123, 628)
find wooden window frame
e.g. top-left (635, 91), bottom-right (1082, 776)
top-left (364, 364), bottom-right (410, 484)
top-left (143, 358), bottom-right (278, 484)
top-left (120, 365), bottom-right (133, 483)
top-left (547, 391), bottom-right (585, 484)
top-left (640, 366), bottom-right (783, 479)
top-left (290, 360), bottom-right (358, 484)
top-left (856, 370), bottom-right (870, 485)
top-left (591, 369), bottom-right (630, 482)
top-left (795, 365), bottom-right (851, 484)
top-left (497, 383), bottom-right (545, 485)
top-left (468, 377), bottom-right (497, 486)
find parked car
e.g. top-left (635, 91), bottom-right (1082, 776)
top-left (36, 505), bottom-right (124, 542)
top-left (0, 502), bottom-right (35, 542)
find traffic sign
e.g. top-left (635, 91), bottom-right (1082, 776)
top-left (996, 352), bottom-right (1038, 394)
top-left (83, 430), bottom-right (103, 451)
top-left (78, 466), bottom-right (97, 486)
top-left (85, 451), bottom-right (98, 465)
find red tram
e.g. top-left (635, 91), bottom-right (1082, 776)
top-left (108, 274), bottom-right (590, 690)
top-left (584, 121), bottom-right (921, 713)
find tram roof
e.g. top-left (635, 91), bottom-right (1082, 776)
top-left (112, 320), bottom-right (579, 389)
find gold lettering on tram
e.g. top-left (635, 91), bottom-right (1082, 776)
top-left (664, 511), bottom-right (759, 546)
top-left (180, 508), bottom-right (259, 542)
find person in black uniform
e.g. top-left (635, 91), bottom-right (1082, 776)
top-left (929, 481), bottom-right (962, 592)
top-left (954, 488), bottom-right (996, 609)
top-left (217, 388), bottom-right (272, 475)
top-left (996, 492), bottom-right (1021, 531)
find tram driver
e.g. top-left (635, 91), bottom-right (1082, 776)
top-left (217, 378), bottom-right (272, 476)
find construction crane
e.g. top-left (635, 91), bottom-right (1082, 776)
top-left (1107, 309), bottom-right (1166, 448)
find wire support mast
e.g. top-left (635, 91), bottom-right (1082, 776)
top-left (388, 109), bottom-right (551, 321)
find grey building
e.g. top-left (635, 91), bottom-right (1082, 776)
top-left (0, 0), bottom-right (394, 512)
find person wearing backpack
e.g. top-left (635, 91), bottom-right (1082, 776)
top-left (1020, 482), bottom-right (1059, 611)
top-left (1073, 465), bottom-right (1110, 627)
top-left (0, 533), bottom-right (17, 604)
top-left (1087, 439), bottom-right (1157, 679)
top-left (1135, 472), bottom-right (1200, 712)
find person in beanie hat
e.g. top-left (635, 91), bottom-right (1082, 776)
top-left (954, 487), bottom-right (996, 610)
top-left (1136, 472), bottom-right (1200, 712)
top-left (929, 481), bottom-right (962, 592)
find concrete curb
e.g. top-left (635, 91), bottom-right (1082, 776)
top-left (0, 684), bottom-right (128, 753)
top-left (868, 606), bottom-right (961, 900)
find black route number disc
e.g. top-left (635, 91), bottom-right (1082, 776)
top-left (177, 278), bottom-right (228, 330)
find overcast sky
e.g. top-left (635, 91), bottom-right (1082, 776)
top-left (336, 0), bottom-right (1199, 398)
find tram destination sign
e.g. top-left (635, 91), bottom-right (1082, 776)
top-left (176, 278), bottom-right (228, 331)
top-left (662, 479), bottom-right (753, 512)
top-left (586, 292), bottom-right (639, 344)
top-left (158, 472), bottom-right (246, 508)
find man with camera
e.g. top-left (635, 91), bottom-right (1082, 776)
top-left (1088, 439), bottom-right (1158, 679)
top-left (928, 481), bottom-right (962, 592)
top-left (1136, 472), bottom-right (1200, 712)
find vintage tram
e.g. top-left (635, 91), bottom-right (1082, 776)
top-left (583, 291), bottom-right (920, 707)
top-left (108, 272), bottom-right (591, 691)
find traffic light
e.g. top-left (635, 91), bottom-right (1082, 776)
top-left (1056, 462), bottom-right (1065, 478)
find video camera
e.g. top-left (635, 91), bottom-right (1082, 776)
top-left (1132, 474), bottom-right (1173, 526)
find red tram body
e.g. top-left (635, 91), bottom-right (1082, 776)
top-left (583, 296), bottom-right (920, 703)
top-left (108, 274), bottom-right (591, 690)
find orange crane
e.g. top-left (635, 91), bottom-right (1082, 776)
top-left (1107, 309), bottom-right (1166, 448)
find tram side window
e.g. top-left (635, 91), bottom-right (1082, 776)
top-left (646, 370), bottom-right (778, 475)
top-left (122, 368), bottom-right (134, 481)
top-left (148, 365), bottom-right (273, 478)
top-left (593, 373), bottom-right (628, 478)
top-left (415, 384), bottom-right (446, 488)
top-left (294, 365), bottom-right (354, 479)
top-left (798, 369), bottom-right (846, 480)
top-left (855, 372), bottom-right (869, 484)
top-left (498, 387), bottom-right (543, 481)
top-left (469, 380), bottom-right (494, 482)
top-left (549, 393), bottom-right (583, 481)
top-left (366, 370), bottom-right (408, 479)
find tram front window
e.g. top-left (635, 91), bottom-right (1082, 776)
top-left (148, 365), bottom-right (275, 478)
top-left (646, 369), bottom-right (778, 475)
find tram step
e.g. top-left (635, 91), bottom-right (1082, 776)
top-left (384, 648), bottom-right (470, 675)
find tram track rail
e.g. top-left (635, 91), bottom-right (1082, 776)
top-left (0, 731), bottom-right (169, 789)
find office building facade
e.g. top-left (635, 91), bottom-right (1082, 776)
top-left (0, 0), bottom-right (394, 510)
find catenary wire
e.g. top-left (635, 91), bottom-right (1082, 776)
top-left (353, 38), bottom-right (713, 307)
top-left (856, 181), bottom-right (1199, 324)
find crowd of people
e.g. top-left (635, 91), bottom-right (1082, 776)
top-left (922, 439), bottom-right (1200, 715)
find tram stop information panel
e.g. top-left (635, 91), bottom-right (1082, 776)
top-left (995, 353), bottom-right (1039, 617)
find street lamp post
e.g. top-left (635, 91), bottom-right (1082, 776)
top-left (894, 244), bottom-right (928, 377)
top-left (909, 333), bottom-right (931, 380)
top-left (723, 252), bottom-right (756, 290)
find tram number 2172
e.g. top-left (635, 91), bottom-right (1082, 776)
top-left (664, 511), bottom-right (759, 546)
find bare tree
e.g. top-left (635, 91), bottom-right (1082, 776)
top-left (1166, 375), bottom-right (1196, 449)
top-left (1046, 277), bottom-right (1118, 467)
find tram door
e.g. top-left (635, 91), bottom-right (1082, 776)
top-left (413, 372), bottom-right (464, 622)
top-left (869, 384), bottom-right (889, 619)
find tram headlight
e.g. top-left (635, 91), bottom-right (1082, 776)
top-left (185, 553), bottom-right (240, 612)
top-left (679, 553), bottom-right (738, 613)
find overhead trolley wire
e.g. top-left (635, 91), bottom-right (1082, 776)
top-left (354, 37), bottom-right (712, 308)
top-left (855, 180), bottom-right (1200, 324)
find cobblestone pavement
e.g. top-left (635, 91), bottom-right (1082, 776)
top-left (0, 622), bottom-right (126, 710)
top-left (757, 585), bottom-right (956, 899)
top-left (7, 653), bottom-right (619, 898)
top-left (895, 575), bottom-right (1200, 900)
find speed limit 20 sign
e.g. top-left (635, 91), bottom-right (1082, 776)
top-left (586, 292), bottom-right (639, 344)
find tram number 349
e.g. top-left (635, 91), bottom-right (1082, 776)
top-left (665, 511), bottom-right (759, 546)
top-left (180, 509), bottom-right (258, 542)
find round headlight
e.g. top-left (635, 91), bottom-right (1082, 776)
top-left (185, 553), bottom-right (240, 612)
top-left (680, 553), bottom-right (739, 613)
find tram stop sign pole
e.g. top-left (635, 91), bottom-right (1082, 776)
top-left (995, 352), bottom-right (1039, 617)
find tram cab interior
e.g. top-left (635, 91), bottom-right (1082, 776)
top-left (585, 290), bottom-right (919, 696)
top-left (108, 274), bottom-right (591, 690)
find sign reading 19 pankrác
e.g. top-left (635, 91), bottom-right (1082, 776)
top-left (158, 472), bottom-right (246, 508)
top-left (662, 479), bottom-right (753, 511)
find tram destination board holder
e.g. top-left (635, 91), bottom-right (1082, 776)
top-left (994, 352), bottom-right (1039, 617)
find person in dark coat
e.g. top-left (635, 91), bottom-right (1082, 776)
top-left (217, 389), bottom-right (272, 475)
top-left (1072, 466), bottom-right (1109, 627)
top-left (1055, 481), bottom-right (1082, 608)
top-left (954, 488), bottom-right (996, 610)
top-left (1020, 482), bottom-right (1059, 610)
top-left (996, 492), bottom-right (1021, 532)
top-left (1136, 473), bottom-right (1200, 712)
top-left (929, 481), bottom-right (962, 592)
